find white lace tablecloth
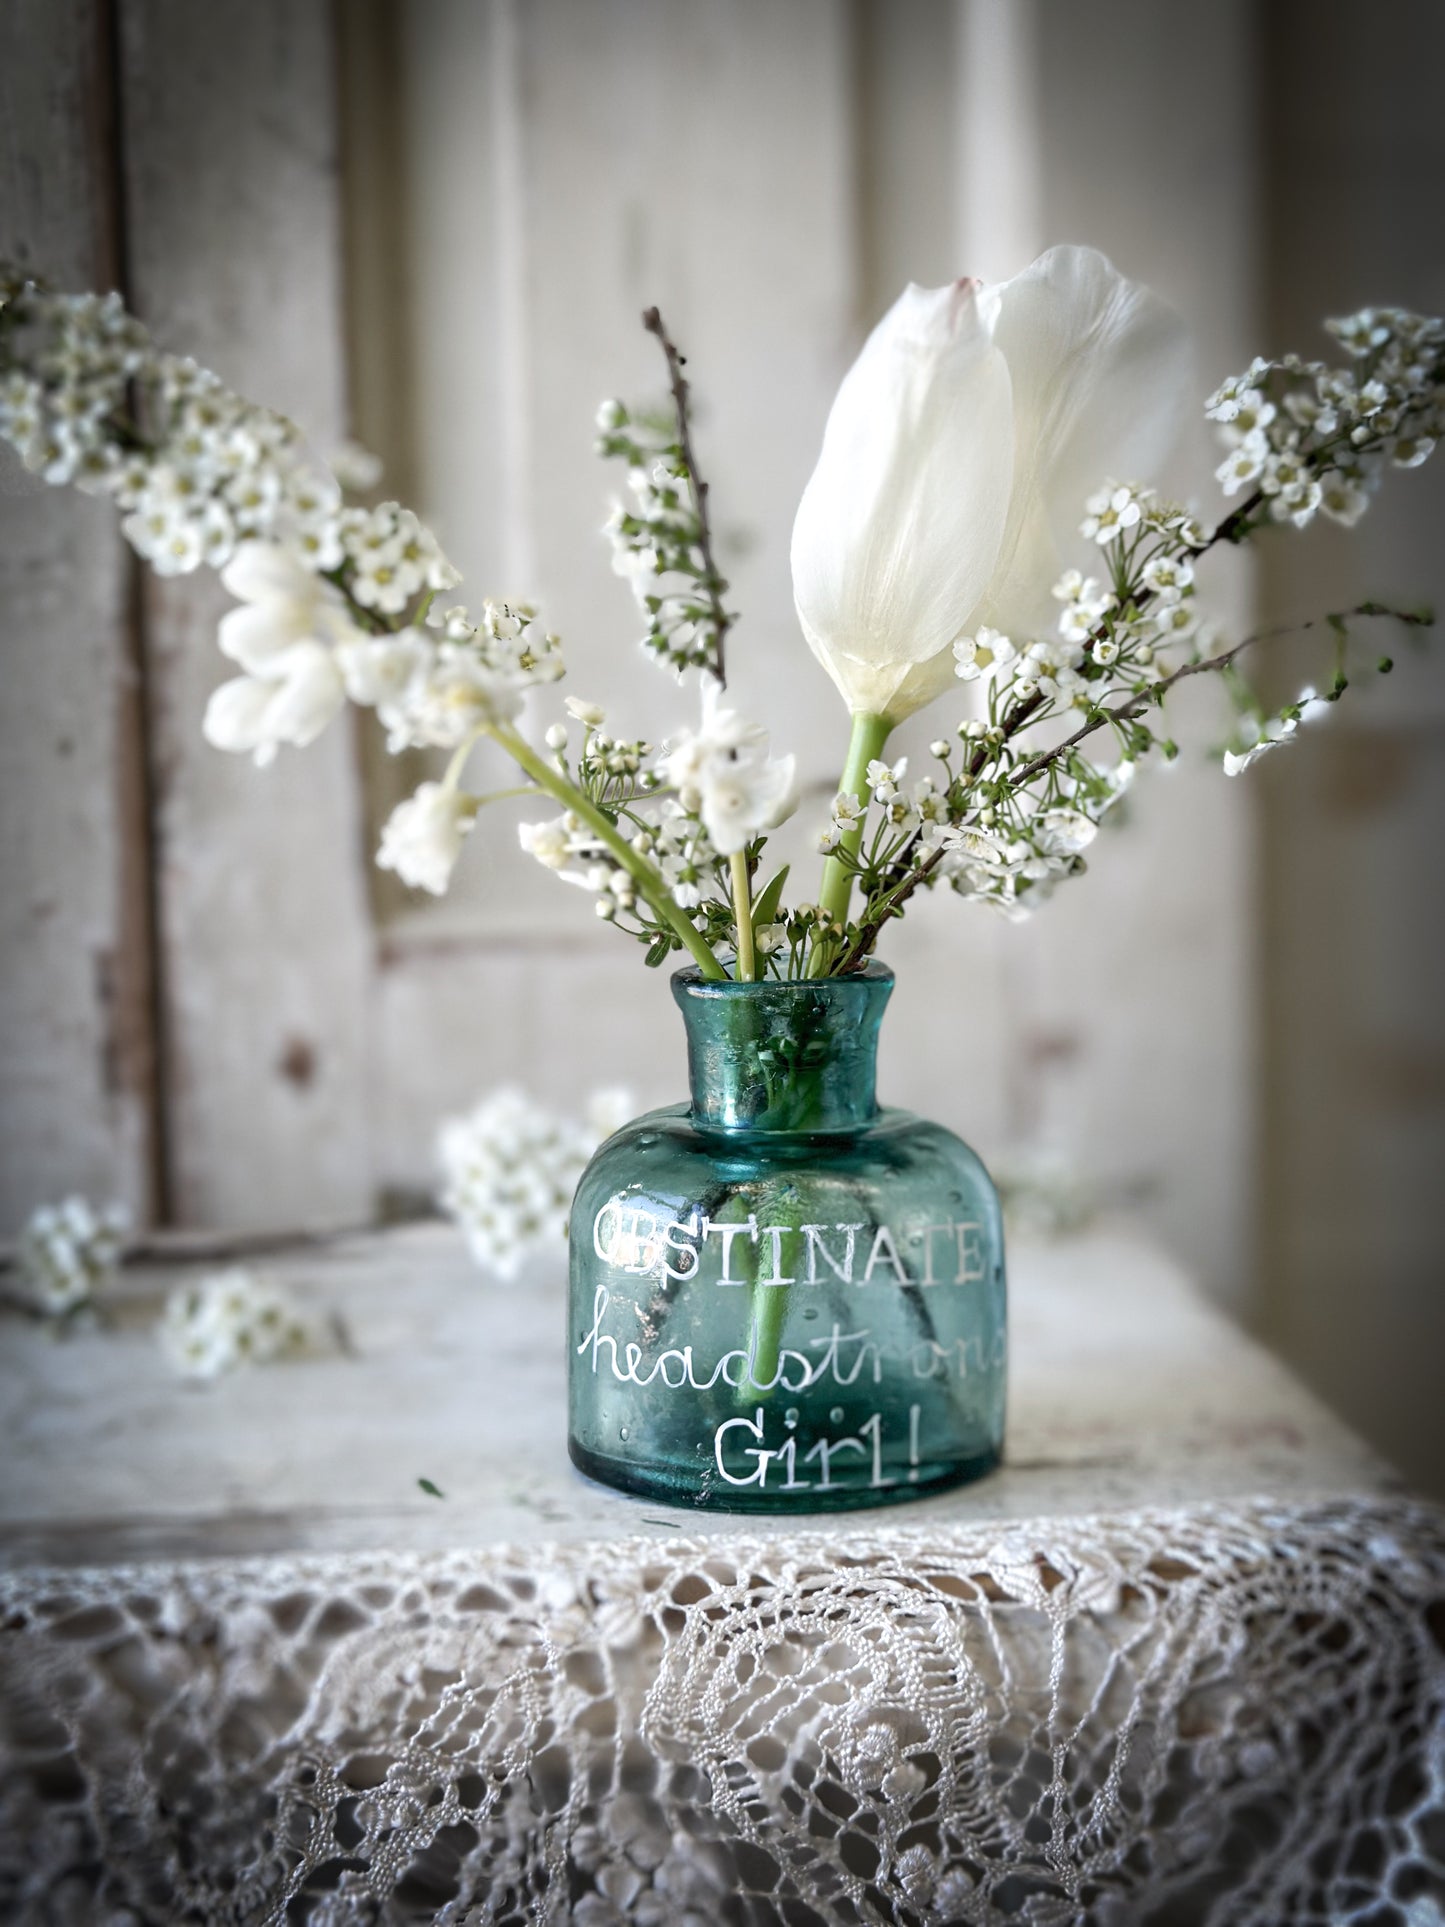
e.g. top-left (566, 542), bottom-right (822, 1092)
top-left (2, 1226), bottom-right (1441, 1922)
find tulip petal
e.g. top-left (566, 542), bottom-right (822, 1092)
top-left (979, 245), bottom-right (1192, 635)
top-left (792, 279), bottom-right (1014, 716)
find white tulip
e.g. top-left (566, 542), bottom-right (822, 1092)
top-left (791, 245), bottom-right (1191, 723)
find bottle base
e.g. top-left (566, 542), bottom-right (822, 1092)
top-left (567, 1437), bottom-right (1003, 1515)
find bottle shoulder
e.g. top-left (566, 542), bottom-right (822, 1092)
top-left (577, 1101), bottom-right (997, 1195)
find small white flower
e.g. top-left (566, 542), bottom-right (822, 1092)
top-left (1223, 714), bottom-right (1297, 775)
top-left (1391, 433), bottom-right (1435, 468)
top-left (1275, 482), bottom-right (1324, 527)
top-left (377, 782), bottom-right (476, 895)
top-left (953, 624), bottom-right (1016, 681)
top-left (223, 464), bottom-right (284, 537)
top-left (130, 511), bottom-right (205, 576)
top-left (865, 756), bottom-right (907, 801)
top-left (1034, 809), bottom-right (1098, 857)
top-left (1219, 388), bottom-right (1276, 438)
top-left (1141, 553), bottom-right (1194, 601)
top-left (1319, 472), bottom-right (1370, 526)
top-left (1152, 601), bottom-right (1199, 644)
top-left (518, 816), bottom-right (575, 871)
top-left (217, 539), bottom-right (357, 674)
top-left (698, 760), bottom-right (798, 855)
top-left (327, 439), bottom-right (383, 492)
top-left (1080, 484), bottom-right (1144, 545)
top-left (438, 1086), bottom-right (627, 1280)
top-left (203, 641), bottom-right (346, 768)
top-left (1215, 429), bottom-right (1270, 496)
top-left (334, 630), bottom-right (429, 714)
top-left (566, 697), bottom-right (606, 726)
top-left (661, 680), bottom-right (797, 855)
top-left (159, 1267), bottom-right (312, 1381)
top-left (398, 647), bottom-right (525, 748)
top-left (16, 1196), bottom-right (128, 1316)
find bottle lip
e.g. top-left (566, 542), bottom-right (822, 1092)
top-left (671, 961), bottom-right (895, 997)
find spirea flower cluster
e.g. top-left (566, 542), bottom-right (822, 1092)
top-left (516, 688), bottom-right (796, 959)
top-left (1209, 308), bottom-right (1443, 529)
top-left (0, 269), bottom-right (562, 811)
top-left (438, 1087), bottom-right (633, 1280)
top-left (15, 1196), bottom-right (128, 1316)
top-left (158, 1267), bottom-right (314, 1381)
top-left (596, 397), bottom-right (733, 677)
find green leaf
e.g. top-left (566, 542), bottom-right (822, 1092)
top-left (418, 1477), bottom-right (445, 1499)
top-left (751, 864), bottom-right (791, 928)
top-left (644, 933), bottom-right (673, 968)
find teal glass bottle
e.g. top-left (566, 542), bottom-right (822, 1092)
top-left (567, 964), bottom-right (1006, 1513)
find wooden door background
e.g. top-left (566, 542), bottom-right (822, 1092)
top-left (3, 0), bottom-right (1442, 1493)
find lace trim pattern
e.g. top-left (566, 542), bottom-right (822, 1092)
top-left (1, 1496), bottom-right (1441, 1923)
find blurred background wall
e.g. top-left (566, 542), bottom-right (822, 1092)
top-left (1, 0), bottom-right (1441, 1493)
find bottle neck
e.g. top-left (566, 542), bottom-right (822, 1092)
top-left (672, 966), bottom-right (893, 1136)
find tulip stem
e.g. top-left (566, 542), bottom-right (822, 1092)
top-left (810, 710), bottom-right (892, 974)
top-left (730, 852), bottom-right (758, 981)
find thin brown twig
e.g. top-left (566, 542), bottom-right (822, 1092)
top-left (642, 305), bottom-right (732, 686)
top-left (1010, 600), bottom-right (1427, 787)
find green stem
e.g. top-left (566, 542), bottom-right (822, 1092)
top-left (809, 709), bottom-right (892, 975)
top-left (486, 718), bottom-right (727, 980)
top-left (724, 1187), bottom-right (791, 1408)
top-left (746, 1266), bottom-right (788, 1401)
top-left (730, 851), bottom-right (756, 981)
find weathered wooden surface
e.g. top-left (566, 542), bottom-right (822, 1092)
top-left (0, 1223), bottom-right (1393, 1568)
top-left (116, 0), bottom-right (375, 1229)
top-left (0, 0), bottom-right (158, 1231)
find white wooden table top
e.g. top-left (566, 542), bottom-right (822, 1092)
top-left (0, 1220), bottom-right (1396, 1568)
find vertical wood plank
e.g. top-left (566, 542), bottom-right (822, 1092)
top-left (0, 0), bottom-right (158, 1231)
top-left (1257, 0), bottom-right (1445, 1495)
top-left (116, 0), bottom-right (374, 1228)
